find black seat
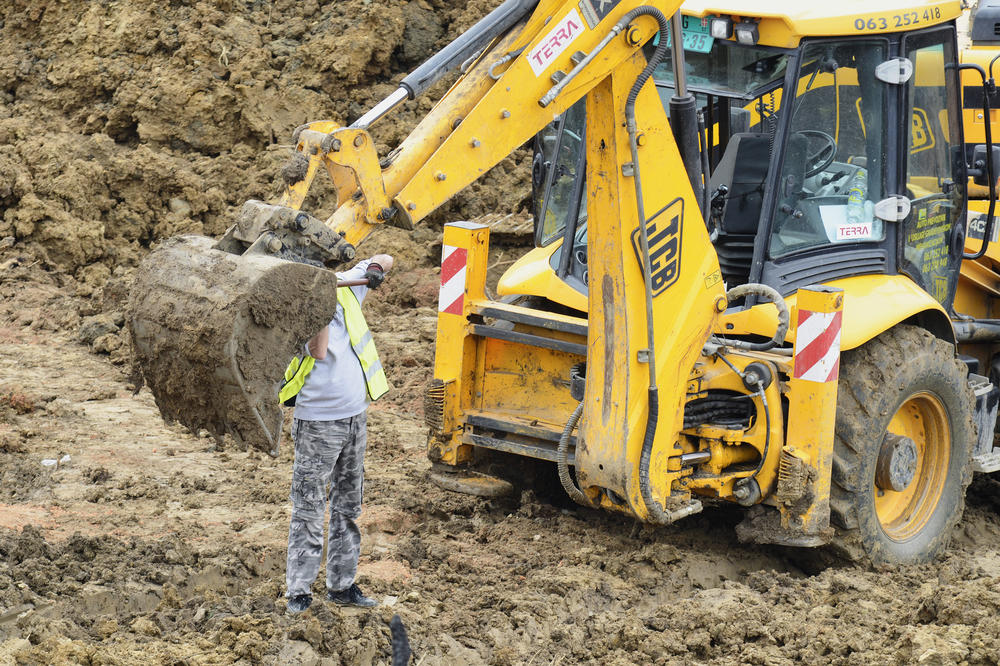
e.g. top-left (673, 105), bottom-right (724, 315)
top-left (708, 133), bottom-right (771, 285)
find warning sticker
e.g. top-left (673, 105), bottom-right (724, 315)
top-left (528, 9), bottom-right (585, 76)
top-left (836, 223), bottom-right (873, 241)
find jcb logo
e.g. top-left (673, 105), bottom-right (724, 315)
top-left (631, 198), bottom-right (683, 296)
top-left (911, 108), bottom-right (935, 154)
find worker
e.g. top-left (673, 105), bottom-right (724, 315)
top-left (284, 253), bottom-right (393, 614)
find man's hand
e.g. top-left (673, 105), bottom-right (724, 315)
top-left (363, 263), bottom-right (385, 290)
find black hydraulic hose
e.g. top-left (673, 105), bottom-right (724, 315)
top-left (557, 401), bottom-right (594, 507)
top-left (622, 8), bottom-right (670, 123)
top-left (637, 386), bottom-right (662, 520)
top-left (698, 110), bottom-right (711, 218)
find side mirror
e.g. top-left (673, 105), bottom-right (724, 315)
top-left (970, 144), bottom-right (1000, 186)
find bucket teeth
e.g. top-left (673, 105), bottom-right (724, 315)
top-left (126, 235), bottom-right (340, 455)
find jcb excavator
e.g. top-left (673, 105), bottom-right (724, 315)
top-left (127, 0), bottom-right (1000, 566)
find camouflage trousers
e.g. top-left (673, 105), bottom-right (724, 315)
top-left (285, 413), bottom-right (367, 598)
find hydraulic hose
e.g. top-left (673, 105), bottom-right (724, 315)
top-left (557, 401), bottom-right (594, 507)
top-left (714, 283), bottom-right (790, 352)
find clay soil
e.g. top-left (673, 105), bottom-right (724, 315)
top-left (3, 1), bottom-right (1000, 664)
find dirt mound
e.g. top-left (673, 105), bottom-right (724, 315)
top-left (0, 0), bottom-right (528, 281)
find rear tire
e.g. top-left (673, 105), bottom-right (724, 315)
top-left (830, 325), bottom-right (974, 566)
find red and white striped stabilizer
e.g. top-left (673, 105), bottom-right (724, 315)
top-left (793, 308), bottom-right (843, 383)
top-left (438, 245), bottom-right (468, 315)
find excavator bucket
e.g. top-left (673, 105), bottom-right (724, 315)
top-left (126, 202), bottom-right (356, 455)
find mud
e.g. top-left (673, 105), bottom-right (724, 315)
top-left (5, 311), bottom-right (1000, 664)
top-left (3, 0), bottom-right (1000, 664)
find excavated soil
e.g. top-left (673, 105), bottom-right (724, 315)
top-left (3, 1), bottom-right (1000, 664)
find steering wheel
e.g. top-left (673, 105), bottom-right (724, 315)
top-left (795, 130), bottom-right (837, 178)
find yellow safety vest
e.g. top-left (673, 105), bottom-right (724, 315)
top-left (338, 287), bottom-right (390, 401)
top-left (278, 286), bottom-right (389, 406)
top-left (279, 355), bottom-right (315, 406)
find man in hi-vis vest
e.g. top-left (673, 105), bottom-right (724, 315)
top-left (284, 254), bottom-right (393, 614)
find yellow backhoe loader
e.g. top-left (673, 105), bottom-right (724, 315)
top-left (128, 0), bottom-right (1000, 566)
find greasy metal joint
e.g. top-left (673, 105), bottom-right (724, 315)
top-left (626, 24), bottom-right (643, 45)
top-left (733, 478), bottom-right (761, 506)
top-left (322, 135), bottom-right (342, 153)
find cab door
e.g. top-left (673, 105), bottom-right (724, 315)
top-left (899, 26), bottom-right (967, 307)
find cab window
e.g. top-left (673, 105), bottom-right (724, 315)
top-left (768, 39), bottom-right (889, 258)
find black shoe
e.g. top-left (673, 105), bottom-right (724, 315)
top-left (286, 594), bottom-right (312, 614)
top-left (327, 583), bottom-right (377, 608)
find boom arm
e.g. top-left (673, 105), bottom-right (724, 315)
top-left (277, 0), bottom-right (676, 246)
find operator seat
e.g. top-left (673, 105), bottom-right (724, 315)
top-left (708, 133), bottom-right (770, 285)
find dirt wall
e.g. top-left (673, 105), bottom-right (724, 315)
top-left (0, 0), bottom-right (528, 280)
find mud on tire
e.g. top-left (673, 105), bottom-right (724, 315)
top-left (830, 325), bottom-right (975, 566)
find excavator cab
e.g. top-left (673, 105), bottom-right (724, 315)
top-left (506, 20), bottom-right (968, 314)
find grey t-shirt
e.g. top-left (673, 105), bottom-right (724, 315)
top-left (293, 259), bottom-right (373, 421)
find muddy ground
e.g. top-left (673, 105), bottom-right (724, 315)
top-left (3, 0), bottom-right (1000, 664)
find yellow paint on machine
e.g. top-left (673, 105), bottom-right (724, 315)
top-left (718, 274), bottom-right (950, 351)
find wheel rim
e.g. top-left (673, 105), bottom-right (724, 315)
top-left (874, 392), bottom-right (950, 541)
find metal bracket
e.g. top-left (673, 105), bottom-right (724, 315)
top-left (874, 195), bottom-right (911, 222)
top-left (875, 57), bottom-right (913, 84)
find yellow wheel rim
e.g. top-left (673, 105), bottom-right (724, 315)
top-left (874, 392), bottom-right (950, 541)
